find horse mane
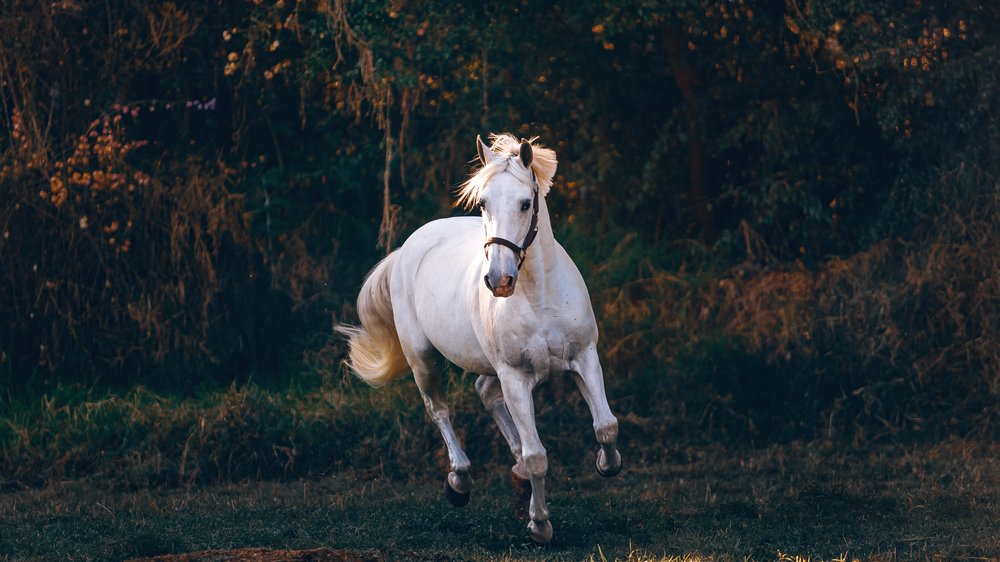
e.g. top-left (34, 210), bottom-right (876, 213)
top-left (455, 133), bottom-right (558, 210)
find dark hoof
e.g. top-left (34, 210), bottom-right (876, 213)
top-left (511, 471), bottom-right (532, 501)
top-left (596, 448), bottom-right (622, 477)
top-left (528, 519), bottom-right (553, 544)
top-left (445, 477), bottom-right (470, 507)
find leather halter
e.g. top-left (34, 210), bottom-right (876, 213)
top-left (483, 169), bottom-right (539, 270)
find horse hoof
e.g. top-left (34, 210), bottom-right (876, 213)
top-left (528, 519), bottom-right (553, 544)
top-left (596, 448), bottom-right (622, 478)
top-left (511, 471), bottom-right (532, 501)
top-left (444, 472), bottom-right (471, 507)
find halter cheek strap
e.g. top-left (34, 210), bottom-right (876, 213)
top-left (483, 171), bottom-right (540, 270)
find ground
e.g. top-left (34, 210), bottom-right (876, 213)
top-left (2, 439), bottom-right (998, 561)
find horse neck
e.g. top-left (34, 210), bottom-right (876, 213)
top-left (518, 197), bottom-right (557, 297)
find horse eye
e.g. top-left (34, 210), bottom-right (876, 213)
top-left (478, 200), bottom-right (486, 210)
top-left (520, 200), bottom-right (531, 212)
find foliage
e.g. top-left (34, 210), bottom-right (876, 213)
top-left (0, 0), bottom-right (997, 440)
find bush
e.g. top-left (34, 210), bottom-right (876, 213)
top-left (0, 0), bottom-right (996, 441)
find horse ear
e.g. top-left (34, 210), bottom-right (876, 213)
top-left (477, 135), bottom-right (494, 166)
top-left (518, 139), bottom-right (533, 168)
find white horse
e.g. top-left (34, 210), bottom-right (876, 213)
top-left (337, 133), bottom-right (621, 543)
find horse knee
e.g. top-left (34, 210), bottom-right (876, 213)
top-left (521, 449), bottom-right (548, 477)
top-left (595, 417), bottom-right (619, 445)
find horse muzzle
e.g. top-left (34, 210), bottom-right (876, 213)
top-left (484, 273), bottom-right (516, 298)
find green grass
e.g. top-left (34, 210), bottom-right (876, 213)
top-left (0, 379), bottom-right (450, 487)
top-left (2, 375), bottom-right (999, 561)
top-left (2, 439), bottom-right (998, 561)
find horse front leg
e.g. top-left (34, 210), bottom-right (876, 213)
top-left (497, 368), bottom-right (552, 543)
top-left (474, 375), bottom-right (531, 500)
top-left (571, 344), bottom-right (622, 477)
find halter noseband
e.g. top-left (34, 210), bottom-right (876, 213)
top-left (483, 170), bottom-right (540, 270)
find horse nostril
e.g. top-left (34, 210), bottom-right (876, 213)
top-left (484, 275), bottom-right (495, 291)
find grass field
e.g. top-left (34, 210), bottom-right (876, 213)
top-left (2, 438), bottom-right (998, 561)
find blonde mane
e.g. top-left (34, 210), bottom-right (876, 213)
top-left (455, 133), bottom-right (558, 210)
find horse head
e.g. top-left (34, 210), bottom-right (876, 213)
top-left (458, 134), bottom-right (557, 298)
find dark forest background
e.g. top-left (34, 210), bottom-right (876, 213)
top-left (0, 0), bottom-right (997, 485)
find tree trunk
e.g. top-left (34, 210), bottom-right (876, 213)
top-left (663, 25), bottom-right (716, 239)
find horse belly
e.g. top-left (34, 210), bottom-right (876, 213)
top-left (421, 305), bottom-right (495, 375)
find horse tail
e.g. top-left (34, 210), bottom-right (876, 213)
top-left (336, 251), bottom-right (410, 386)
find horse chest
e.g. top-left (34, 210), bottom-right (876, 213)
top-left (491, 303), bottom-right (589, 375)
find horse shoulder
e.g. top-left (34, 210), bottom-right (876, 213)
top-left (550, 245), bottom-right (598, 322)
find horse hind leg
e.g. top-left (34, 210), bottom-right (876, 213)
top-left (407, 349), bottom-right (473, 506)
top-left (475, 375), bottom-right (530, 500)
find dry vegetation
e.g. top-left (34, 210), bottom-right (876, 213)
top-left (0, 1), bottom-right (999, 557)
